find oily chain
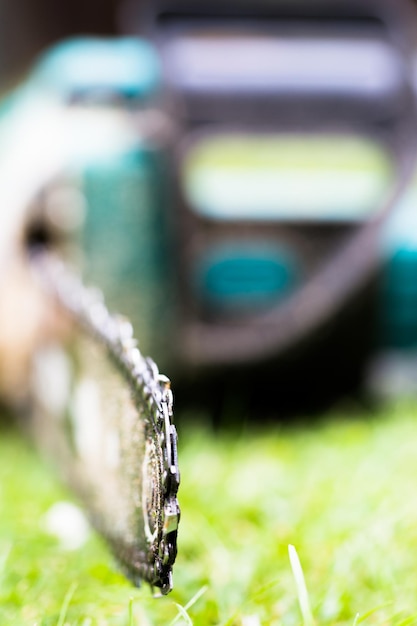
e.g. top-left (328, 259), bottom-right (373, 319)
top-left (31, 251), bottom-right (180, 595)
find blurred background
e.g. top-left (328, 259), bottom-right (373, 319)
top-left (1, 0), bottom-right (417, 80)
top-left (2, 0), bottom-right (417, 417)
top-left (0, 0), bottom-right (121, 88)
top-left (3, 0), bottom-right (417, 418)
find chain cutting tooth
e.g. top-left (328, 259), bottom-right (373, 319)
top-left (115, 316), bottom-right (134, 342)
top-left (163, 499), bottom-right (180, 535)
top-left (158, 374), bottom-right (171, 388)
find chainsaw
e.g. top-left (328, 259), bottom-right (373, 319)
top-left (0, 0), bottom-right (417, 595)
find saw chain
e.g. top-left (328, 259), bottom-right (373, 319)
top-left (29, 251), bottom-right (180, 595)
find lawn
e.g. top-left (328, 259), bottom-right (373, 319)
top-left (1, 400), bottom-right (417, 625)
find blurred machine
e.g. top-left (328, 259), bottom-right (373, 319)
top-left (3, 0), bottom-right (417, 410)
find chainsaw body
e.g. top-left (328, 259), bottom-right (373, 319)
top-left (2, 0), bottom-right (417, 407)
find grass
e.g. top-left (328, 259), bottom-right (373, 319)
top-left (1, 401), bottom-right (417, 624)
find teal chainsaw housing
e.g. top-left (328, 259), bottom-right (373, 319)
top-left (380, 187), bottom-right (417, 350)
top-left (13, 38), bottom-right (176, 367)
top-left (63, 40), bottom-right (173, 367)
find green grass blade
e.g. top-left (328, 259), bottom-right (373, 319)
top-left (288, 544), bottom-right (314, 626)
top-left (56, 582), bottom-right (77, 626)
top-left (171, 602), bottom-right (193, 625)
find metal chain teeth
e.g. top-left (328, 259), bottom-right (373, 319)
top-left (32, 252), bottom-right (180, 595)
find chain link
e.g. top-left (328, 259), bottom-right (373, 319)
top-left (31, 251), bottom-right (180, 595)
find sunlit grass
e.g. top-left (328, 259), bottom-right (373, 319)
top-left (1, 401), bottom-right (417, 624)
